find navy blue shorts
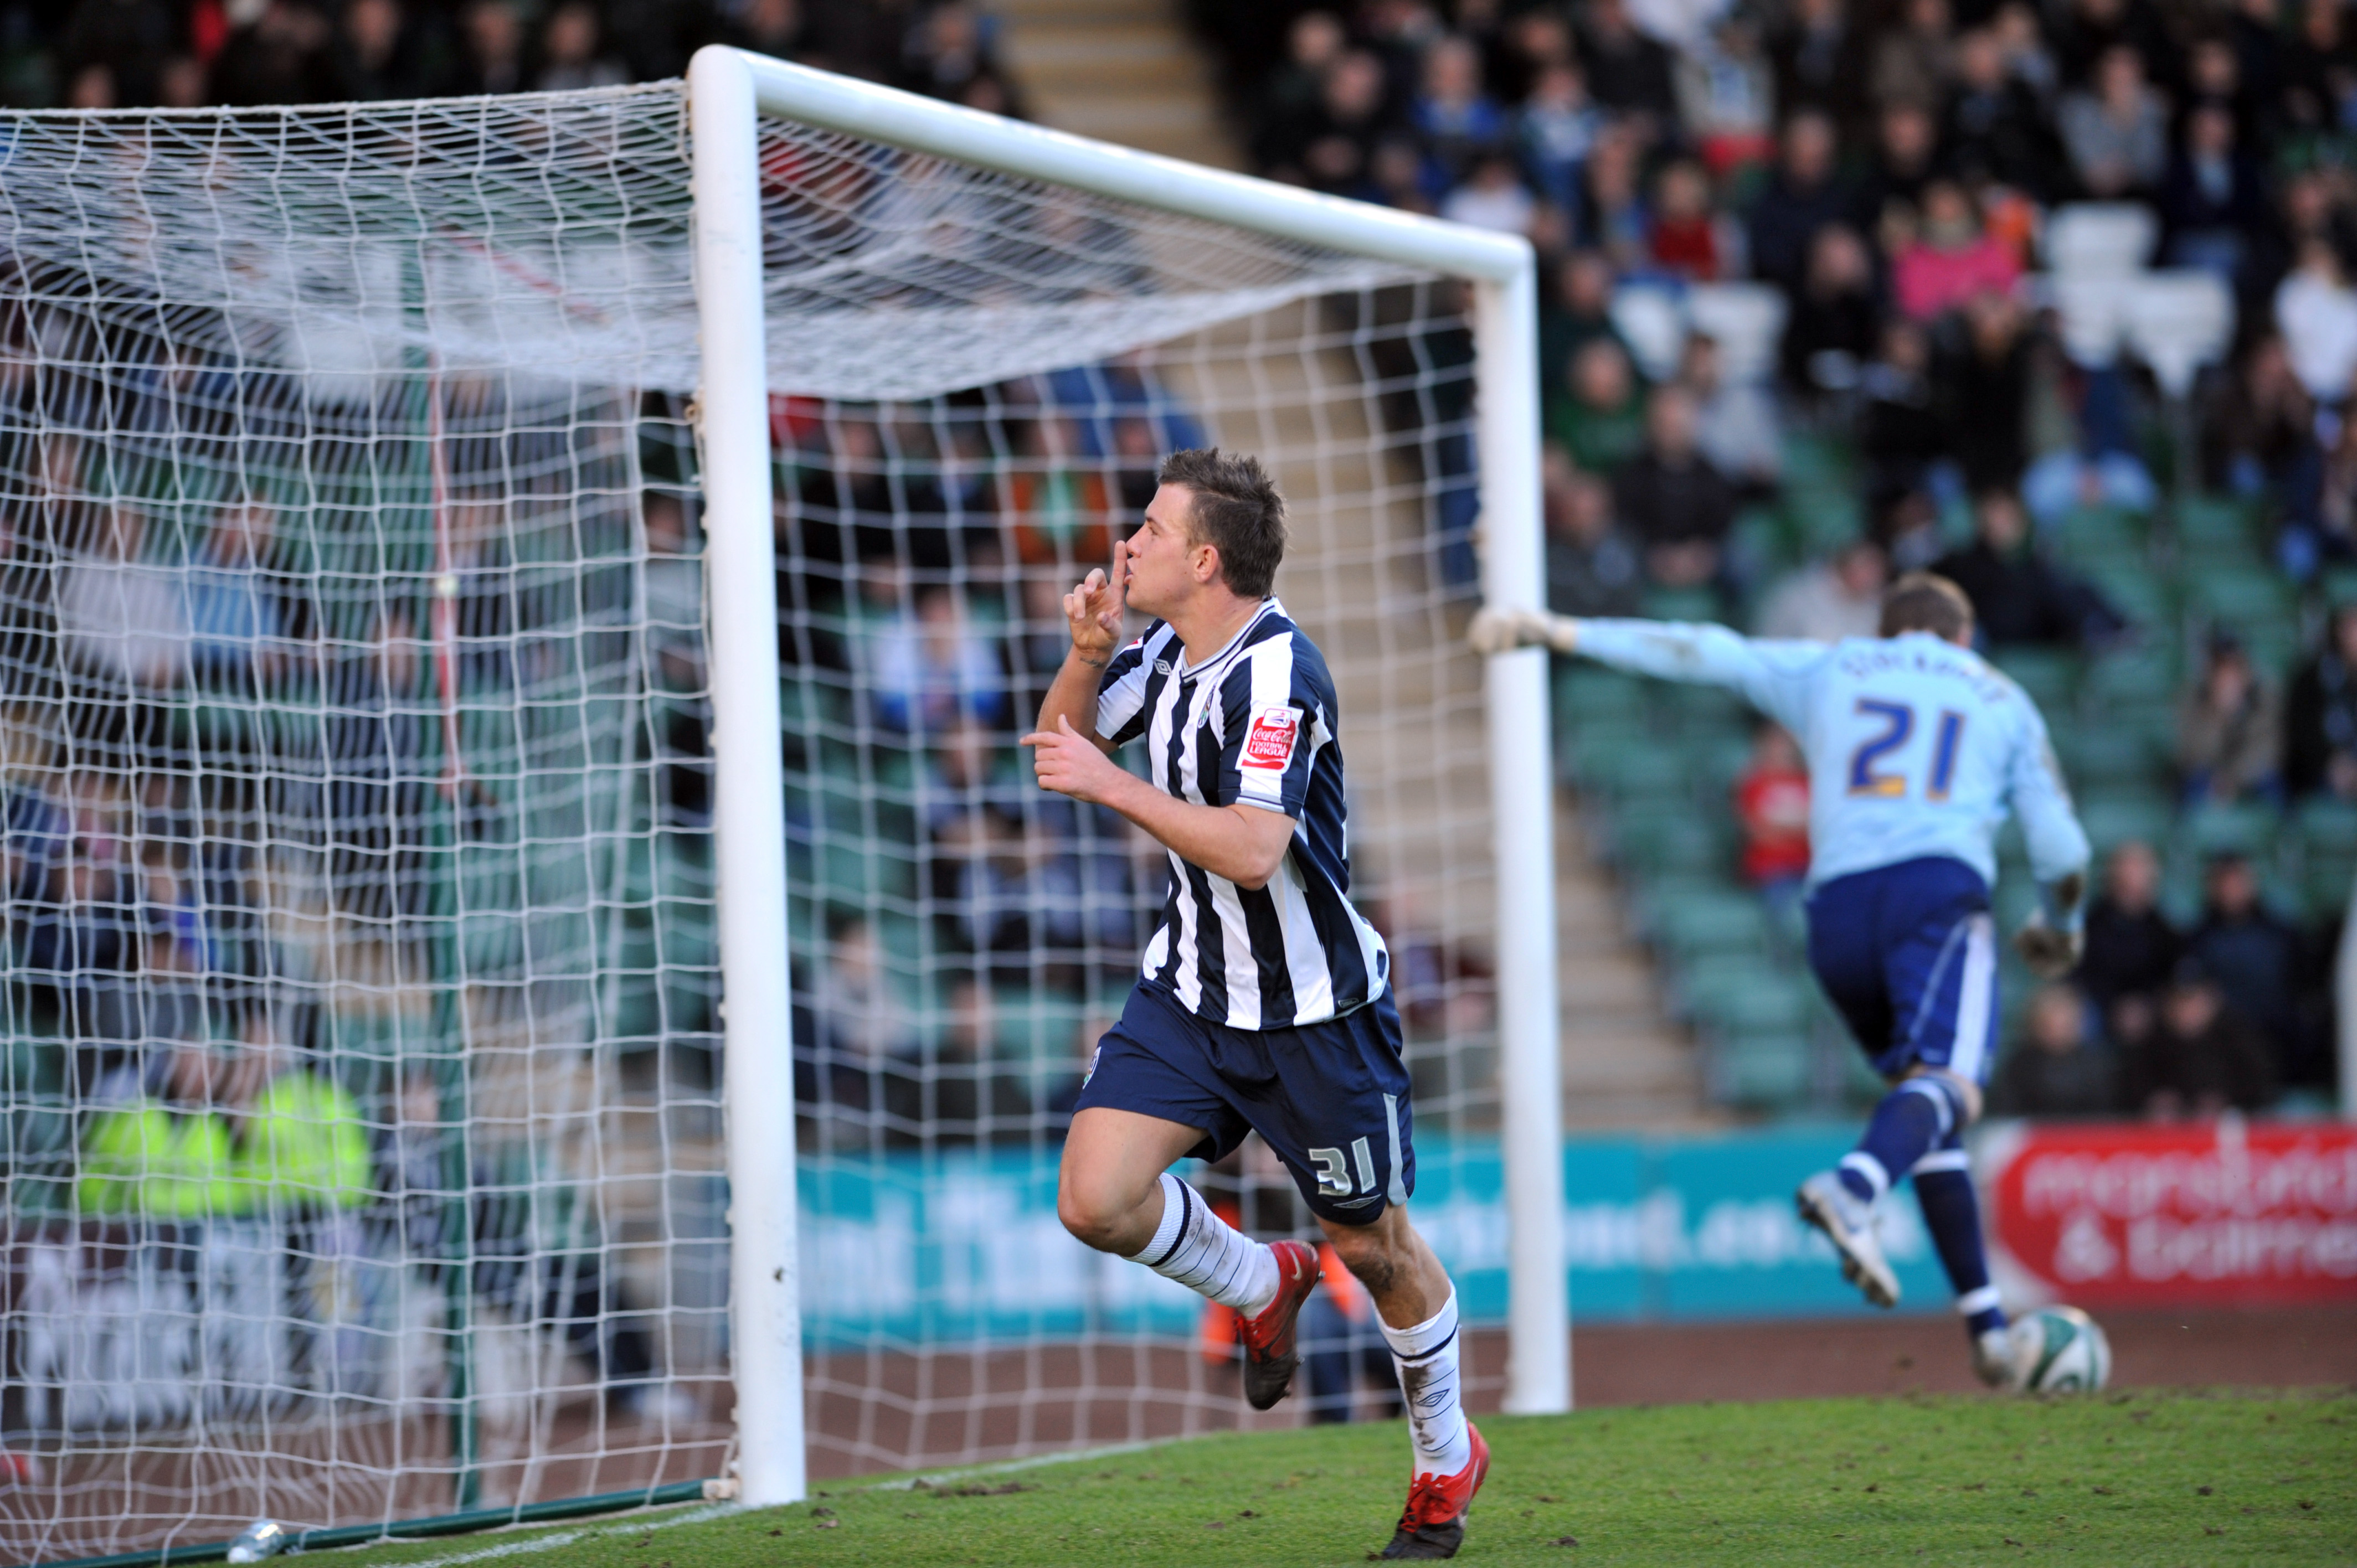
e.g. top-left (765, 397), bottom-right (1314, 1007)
top-left (1807, 855), bottom-right (2001, 1085)
top-left (1071, 982), bottom-right (1415, 1226)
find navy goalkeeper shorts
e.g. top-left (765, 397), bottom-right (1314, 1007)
top-left (1072, 981), bottom-right (1415, 1226)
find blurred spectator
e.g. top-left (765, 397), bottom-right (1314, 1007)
top-left (2272, 239), bottom-right (2357, 404)
top-left (1988, 983), bottom-right (2117, 1117)
top-left (2123, 957), bottom-right (2277, 1118)
top-left (866, 585), bottom-right (1008, 733)
top-left (450, 0), bottom-right (526, 96)
top-left (1415, 34), bottom-right (1507, 184)
top-left (2286, 602), bottom-right (2357, 798)
top-left (2185, 850), bottom-right (2304, 1065)
top-left (1932, 291), bottom-right (2032, 493)
top-left (2280, 0), bottom-right (2357, 137)
top-left (2158, 104), bottom-right (2272, 291)
top-left (2078, 838), bottom-right (2180, 1015)
top-left (1867, 0), bottom-right (1951, 112)
top-left (1944, 25), bottom-right (2056, 198)
top-left (1679, 331), bottom-right (1779, 491)
top-left (210, 0), bottom-right (339, 105)
top-left (332, 0), bottom-right (423, 100)
top-left (2020, 403), bottom-right (2158, 525)
top-left (1299, 50), bottom-right (1396, 199)
top-left (1578, 0), bottom-right (1677, 129)
top-left (1540, 250), bottom-right (1627, 397)
top-left (1519, 62), bottom-right (1603, 212)
top-left (1746, 110), bottom-right (1852, 294)
top-left (59, 506), bottom-right (189, 692)
top-left (1674, 19), bottom-right (1775, 177)
top-left (2200, 334), bottom-right (2316, 507)
top-left (1732, 720), bottom-right (1809, 904)
top-left (1779, 223), bottom-right (1881, 403)
top-left (1646, 159), bottom-right (1721, 280)
top-left (1612, 384), bottom-right (1736, 588)
top-left (1575, 121), bottom-right (1649, 270)
top-left (1442, 152), bottom-right (1536, 235)
top-left (2057, 44), bottom-right (2166, 198)
top-left (1547, 338), bottom-right (1647, 476)
top-left (51, 0), bottom-right (178, 109)
top-left (1255, 11), bottom-right (1347, 176)
top-left (1542, 451), bottom-right (1643, 617)
top-left (728, 0), bottom-right (807, 65)
top-left (2175, 633), bottom-right (2281, 804)
top-left (536, 1), bottom-right (627, 91)
top-left (2052, 0), bottom-right (2170, 93)
top-left (1891, 182), bottom-right (2023, 323)
top-left (1856, 100), bottom-right (1941, 235)
top-left (1757, 537), bottom-right (1886, 641)
top-left (1857, 317), bottom-right (1944, 502)
top-left (1768, 0), bottom-right (1869, 136)
top-left (797, 913), bottom-right (922, 1143)
top-left (1931, 489), bottom-right (2123, 647)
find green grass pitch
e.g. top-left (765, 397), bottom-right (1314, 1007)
top-left (330, 1391), bottom-right (2351, 1567)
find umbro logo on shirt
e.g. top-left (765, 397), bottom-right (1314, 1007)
top-left (1154, 660), bottom-right (1173, 674)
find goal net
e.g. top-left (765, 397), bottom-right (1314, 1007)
top-left (0, 72), bottom-right (1533, 1559)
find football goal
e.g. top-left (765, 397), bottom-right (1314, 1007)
top-left (0, 47), bottom-right (1559, 1558)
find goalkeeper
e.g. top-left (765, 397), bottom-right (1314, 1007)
top-left (1473, 573), bottom-right (2090, 1393)
top-left (1026, 449), bottom-right (1486, 1561)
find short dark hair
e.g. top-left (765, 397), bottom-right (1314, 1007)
top-left (1879, 571), bottom-right (1975, 641)
top-left (1157, 447), bottom-right (1286, 599)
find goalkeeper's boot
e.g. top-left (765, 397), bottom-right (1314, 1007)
top-left (1796, 1170), bottom-right (1900, 1309)
top-left (1380, 1421), bottom-right (1490, 1560)
top-left (1238, 1239), bottom-right (1320, 1411)
top-left (1973, 1322), bottom-right (2032, 1393)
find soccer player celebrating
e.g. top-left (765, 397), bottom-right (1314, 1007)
top-left (1473, 573), bottom-right (2090, 1391)
top-left (1028, 450), bottom-right (1487, 1560)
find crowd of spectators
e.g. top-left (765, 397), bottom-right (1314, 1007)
top-left (0, 0), bottom-right (1020, 114)
top-left (1989, 837), bottom-right (2328, 1113)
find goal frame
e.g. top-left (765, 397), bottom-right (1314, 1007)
top-left (685, 44), bottom-right (1566, 1508)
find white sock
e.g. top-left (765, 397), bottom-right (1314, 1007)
top-left (1381, 1288), bottom-right (1471, 1477)
top-left (1124, 1172), bottom-right (1279, 1317)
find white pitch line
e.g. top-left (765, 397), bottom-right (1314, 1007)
top-left (858, 1438), bottom-right (1172, 1492)
top-left (321, 1502), bottom-right (737, 1567)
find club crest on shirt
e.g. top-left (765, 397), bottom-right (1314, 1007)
top-left (1242, 706), bottom-right (1298, 769)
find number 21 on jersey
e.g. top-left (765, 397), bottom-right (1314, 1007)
top-left (1847, 699), bottom-right (1965, 800)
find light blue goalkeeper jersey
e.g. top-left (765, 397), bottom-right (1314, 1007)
top-left (1571, 621), bottom-right (2091, 899)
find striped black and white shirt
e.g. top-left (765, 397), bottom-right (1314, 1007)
top-left (1095, 597), bottom-right (1389, 1030)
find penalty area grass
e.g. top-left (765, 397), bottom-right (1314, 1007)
top-left (329, 1389), bottom-right (2352, 1567)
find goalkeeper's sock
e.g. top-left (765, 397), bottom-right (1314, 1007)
top-left (1839, 1076), bottom-right (1961, 1206)
top-left (1913, 1135), bottom-right (2006, 1336)
top-left (1126, 1172), bottom-right (1279, 1316)
top-left (1381, 1288), bottom-right (1471, 1477)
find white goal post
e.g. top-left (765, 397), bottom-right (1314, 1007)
top-left (684, 45), bottom-right (1568, 1508)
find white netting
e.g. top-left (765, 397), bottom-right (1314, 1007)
top-left (0, 80), bottom-right (1504, 1557)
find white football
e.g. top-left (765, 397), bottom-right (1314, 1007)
top-left (2018, 1306), bottom-right (2112, 1392)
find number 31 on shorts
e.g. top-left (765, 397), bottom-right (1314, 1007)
top-left (1309, 1139), bottom-right (1380, 1199)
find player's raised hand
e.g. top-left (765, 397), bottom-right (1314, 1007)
top-left (2011, 916), bottom-right (2084, 979)
top-left (1064, 537), bottom-right (1131, 666)
top-left (1468, 607), bottom-right (1568, 656)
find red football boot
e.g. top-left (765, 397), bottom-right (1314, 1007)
top-left (1380, 1420), bottom-right (1490, 1560)
top-left (1236, 1239), bottom-right (1319, 1410)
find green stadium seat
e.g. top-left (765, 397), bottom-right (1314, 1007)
top-left (2181, 800), bottom-right (2281, 858)
top-left (1715, 1033), bottom-right (1813, 1108)
top-left (2301, 853), bottom-right (2356, 915)
top-left (1571, 742), bottom-right (1692, 801)
top-left (1609, 807), bottom-right (1733, 877)
top-left (2174, 494), bottom-right (2262, 550)
top-left (1993, 648), bottom-right (2083, 716)
top-left (2297, 797), bottom-right (2357, 854)
top-left (1555, 667), bottom-right (1649, 731)
top-left (2056, 727), bottom-right (2160, 793)
top-left (1640, 585), bottom-right (1720, 623)
top-left (2084, 648), bottom-right (2179, 705)
top-left (2077, 793), bottom-right (2174, 852)
top-left (2051, 505), bottom-right (2145, 555)
top-left (1648, 889), bottom-right (1772, 961)
top-left (2185, 568), bottom-right (2291, 628)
